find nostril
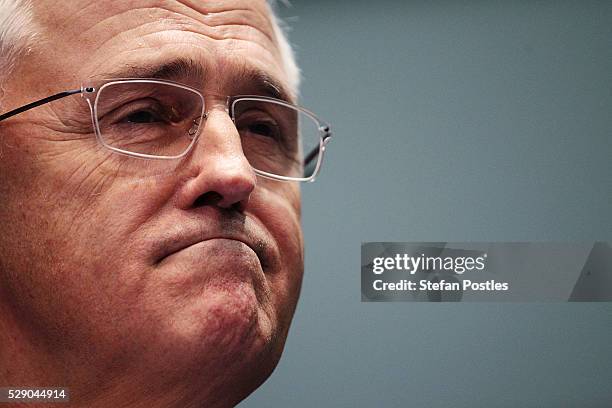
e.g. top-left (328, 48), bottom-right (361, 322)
top-left (193, 191), bottom-right (223, 207)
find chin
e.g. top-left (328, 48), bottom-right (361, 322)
top-left (145, 276), bottom-right (282, 381)
top-left (146, 240), bottom-right (275, 357)
top-left (190, 282), bottom-right (286, 405)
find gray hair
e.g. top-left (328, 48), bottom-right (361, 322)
top-left (0, 0), bottom-right (300, 98)
top-left (266, 0), bottom-right (301, 95)
top-left (0, 0), bottom-right (36, 94)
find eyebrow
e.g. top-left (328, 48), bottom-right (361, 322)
top-left (91, 58), bottom-right (293, 103)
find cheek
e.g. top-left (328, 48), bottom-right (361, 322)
top-left (0, 143), bottom-right (179, 336)
top-left (251, 182), bottom-right (303, 325)
top-left (42, 146), bottom-right (180, 239)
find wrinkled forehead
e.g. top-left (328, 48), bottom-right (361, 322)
top-left (30, 0), bottom-right (291, 99)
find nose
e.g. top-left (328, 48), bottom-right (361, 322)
top-left (176, 108), bottom-right (256, 212)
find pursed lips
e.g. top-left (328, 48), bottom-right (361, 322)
top-left (154, 231), bottom-right (270, 270)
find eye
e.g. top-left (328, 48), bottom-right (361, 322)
top-left (236, 109), bottom-right (282, 141)
top-left (122, 110), bottom-right (162, 124)
top-left (247, 121), bottom-right (280, 138)
top-left (109, 100), bottom-right (183, 126)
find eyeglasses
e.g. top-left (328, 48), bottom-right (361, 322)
top-left (0, 78), bottom-right (332, 182)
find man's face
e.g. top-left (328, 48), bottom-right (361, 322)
top-left (0, 0), bottom-right (302, 404)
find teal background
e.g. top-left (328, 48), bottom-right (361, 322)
top-left (241, 1), bottom-right (612, 407)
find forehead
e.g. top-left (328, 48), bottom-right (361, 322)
top-left (31, 0), bottom-right (289, 97)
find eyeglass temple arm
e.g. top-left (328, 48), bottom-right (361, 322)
top-left (304, 146), bottom-right (319, 167)
top-left (303, 127), bottom-right (331, 166)
top-left (0, 89), bottom-right (84, 122)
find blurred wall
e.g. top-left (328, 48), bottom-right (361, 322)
top-left (241, 1), bottom-right (612, 407)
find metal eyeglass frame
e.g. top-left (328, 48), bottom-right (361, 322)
top-left (0, 78), bottom-right (333, 182)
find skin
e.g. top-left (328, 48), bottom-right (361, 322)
top-left (0, 1), bottom-right (303, 407)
